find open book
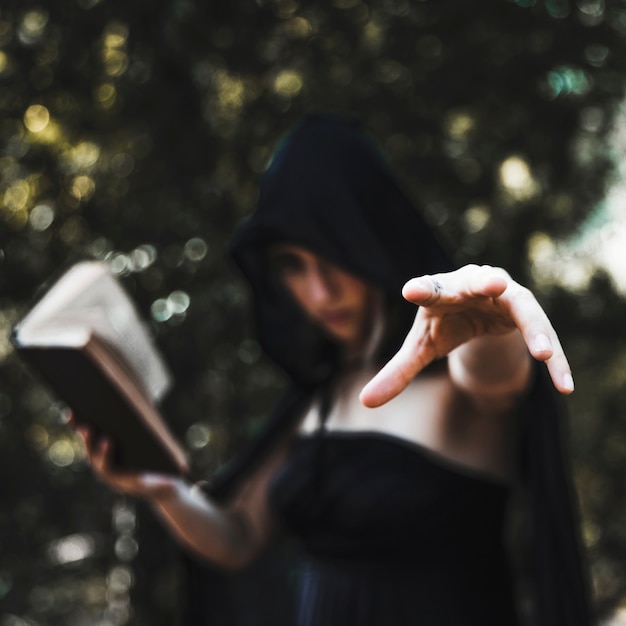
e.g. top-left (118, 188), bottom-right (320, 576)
top-left (11, 261), bottom-right (190, 476)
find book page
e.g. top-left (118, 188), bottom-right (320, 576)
top-left (15, 262), bottom-right (171, 403)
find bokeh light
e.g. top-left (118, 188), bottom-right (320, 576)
top-left (186, 422), bottom-right (213, 450)
top-left (18, 10), bottom-right (48, 46)
top-left (2, 180), bottom-right (31, 229)
top-left (47, 534), bottom-right (95, 565)
top-left (463, 204), bottom-right (491, 234)
top-left (107, 565), bottom-right (133, 595)
top-left (64, 142), bottom-right (101, 172)
top-left (94, 83), bottom-right (117, 108)
top-left (528, 100), bottom-right (626, 295)
top-left (150, 290), bottom-right (191, 322)
top-left (29, 203), bottom-right (55, 231)
top-left (543, 65), bottom-right (592, 99)
top-left (69, 175), bottom-right (96, 201)
top-left (498, 155), bottom-right (539, 200)
top-left (128, 244), bottom-right (157, 272)
top-left (23, 105), bottom-right (50, 133)
top-left (114, 536), bottom-right (138, 562)
top-left (215, 69), bottom-right (246, 114)
top-left (445, 111), bottom-right (475, 140)
top-left (272, 69), bottom-right (304, 97)
top-left (0, 51), bottom-right (10, 76)
top-left (47, 438), bottom-right (75, 467)
top-left (184, 237), bottom-right (208, 262)
top-left (24, 424), bottom-right (49, 451)
top-left (102, 22), bottom-right (129, 78)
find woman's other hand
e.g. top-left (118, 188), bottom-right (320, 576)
top-left (70, 413), bottom-right (281, 569)
top-left (360, 264), bottom-right (574, 407)
top-left (73, 419), bottom-right (180, 502)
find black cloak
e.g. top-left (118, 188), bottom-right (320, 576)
top-left (214, 114), bottom-right (592, 626)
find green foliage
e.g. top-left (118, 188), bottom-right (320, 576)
top-left (1, 0), bottom-right (626, 623)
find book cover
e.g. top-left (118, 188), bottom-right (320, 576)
top-left (12, 261), bottom-right (190, 476)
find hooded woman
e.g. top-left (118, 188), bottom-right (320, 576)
top-left (80, 114), bottom-right (591, 625)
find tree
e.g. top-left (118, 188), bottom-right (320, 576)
top-left (1, 0), bottom-right (625, 622)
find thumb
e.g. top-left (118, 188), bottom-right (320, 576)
top-left (137, 473), bottom-right (179, 500)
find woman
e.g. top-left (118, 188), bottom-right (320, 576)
top-left (79, 114), bottom-right (591, 625)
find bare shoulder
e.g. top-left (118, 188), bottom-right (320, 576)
top-left (415, 362), bottom-right (519, 481)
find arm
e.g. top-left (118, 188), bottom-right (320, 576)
top-left (151, 444), bottom-right (286, 570)
top-left (360, 264), bottom-right (573, 407)
top-left (78, 426), bottom-right (288, 571)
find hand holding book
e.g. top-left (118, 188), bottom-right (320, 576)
top-left (12, 261), bottom-right (190, 476)
top-left (72, 414), bottom-right (183, 500)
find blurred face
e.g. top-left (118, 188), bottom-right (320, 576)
top-left (269, 243), bottom-right (380, 353)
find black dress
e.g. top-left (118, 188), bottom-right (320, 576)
top-left (269, 430), bottom-right (519, 626)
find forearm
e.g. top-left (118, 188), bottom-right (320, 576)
top-left (448, 329), bottom-right (532, 397)
top-left (150, 479), bottom-right (265, 571)
top-left (78, 425), bottom-right (287, 569)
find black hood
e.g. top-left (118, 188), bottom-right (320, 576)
top-left (230, 113), bottom-right (453, 384)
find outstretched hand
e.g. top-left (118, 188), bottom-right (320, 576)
top-left (360, 264), bottom-right (574, 408)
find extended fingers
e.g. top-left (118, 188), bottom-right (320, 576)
top-left (498, 285), bottom-right (574, 394)
top-left (467, 266), bottom-right (509, 298)
top-left (360, 318), bottom-right (432, 407)
top-left (360, 353), bottom-right (418, 408)
top-left (91, 435), bottom-right (114, 474)
top-left (72, 425), bottom-right (178, 498)
top-left (526, 327), bottom-right (573, 394)
top-left (402, 275), bottom-right (445, 306)
top-left (379, 265), bottom-right (574, 401)
top-left (402, 266), bottom-right (508, 307)
top-left (527, 326), bottom-right (574, 394)
top-left (88, 436), bottom-right (167, 495)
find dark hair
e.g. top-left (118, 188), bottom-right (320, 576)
top-left (263, 241), bottom-right (417, 374)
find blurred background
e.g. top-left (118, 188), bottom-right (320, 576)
top-left (1, 0), bottom-right (626, 624)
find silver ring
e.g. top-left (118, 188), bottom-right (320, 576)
top-left (429, 277), bottom-right (443, 294)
